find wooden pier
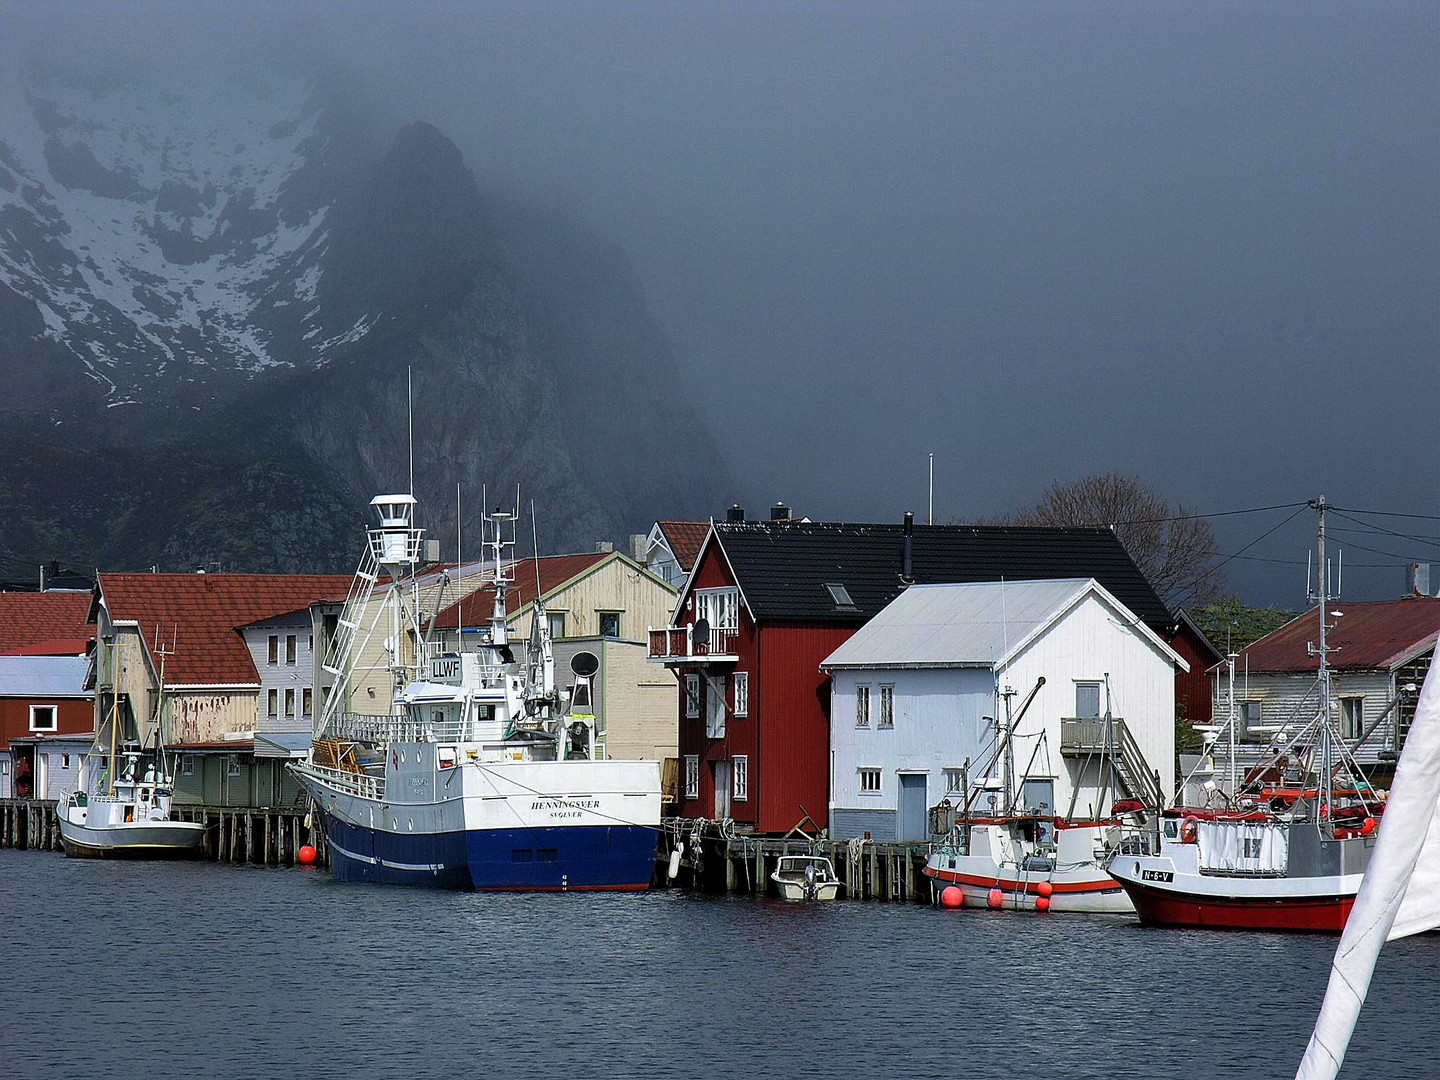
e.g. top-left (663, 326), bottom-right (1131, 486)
top-left (658, 825), bottom-right (934, 903)
top-left (0, 798), bottom-right (328, 868)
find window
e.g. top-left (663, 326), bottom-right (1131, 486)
top-left (286, 634), bottom-right (297, 664)
top-left (181, 756), bottom-right (195, 776)
top-left (597, 611), bottom-right (621, 638)
top-left (285, 688), bottom-right (296, 717)
top-left (855, 685), bottom-right (871, 728)
top-left (1341, 697), bottom-right (1365, 740)
top-left (733, 755), bottom-right (749, 802)
top-left (302, 688), bottom-right (313, 716)
top-left (685, 673), bottom-right (700, 718)
top-left (684, 754), bottom-right (700, 799)
top-left (859, 768), bottom-right (881, 793)
top-left (29, 705), bottom-right (57, 732)
top-left (695, 588), bottom-right (740, 630)
top-left (1075, 682), bottom-right (1101, 718)
top-left (705, 677), bottom-right (726, 739)
top-left (733, 671), bottom-right (749, 717)
top-left (1242, 701), bottom-right (1264, 739)
top-left (824, 582), bottom-right (855, 608)
top-left (547, 612), bottom-right (566, 640)
top-left (267, 635), bottom-right (278, 664)
top-left (61, 754), bottom-right (71, 769)
top-left (943, 768), bottom-right (965, 794)
top-left (878, 684), bottom-right (894, 728)
top-left (227, 756), bottom-right (241, 777)
top-left (267, 689), bottom-right (278, 717)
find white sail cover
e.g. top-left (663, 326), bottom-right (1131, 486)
top-left (1295, 660), bottom-right (1440, 1080)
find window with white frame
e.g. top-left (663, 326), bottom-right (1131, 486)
top-left (547, 612), bottom-right (566, 640)
top-left (302, 688), bottom-right (313, 716)
top-left (685, 673), bottom-right (700, 718)
top-left (61, 754), bottom-right (71, 769)
top-left (181, 756), bottom-right (195, 776)
top-left (267, 635), bottom-right (278, 664)
top-left (859, 767), bottom-right (881, 793)
top-left (29, 705), bottom-right (57, 732)
top-left (286, 634), bottom-right (297, 664)
top-left (267, 689), bottom-right (278, 717)
top-left (878, 684), bottom-right (894, 728)
top-left (1340, 697), bottom-right (1365, 740)
top-left (285, 688), bottom-right (296, 717)
top-left (733, 671), bottom-right (749, 717)
top-left (684, 754), bottom-right (700, 799)
top-left (943, 768), bottom-right (965, 794)
top-left (733, 755), bottom-right (748, 801)
top-left (855, 685), bottom-right (870, 728)
top-left (705, 676), bottom-right (726, 738)
top-left (695, 588), bottom-right (739, 630)
top-left (227, 756), bottom-right (241, 777)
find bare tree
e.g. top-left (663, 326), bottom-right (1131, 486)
top-left (1006, 473), bottom-right (1225, 610)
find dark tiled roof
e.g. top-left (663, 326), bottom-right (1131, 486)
top-left (436, 553), bottom-right (613, 626)
top-left (0, 592), bottom-right (95, 654)
top-left (656, 522), bottom-right (708, 572)
top-left (98, 573), bottom-right (354, 685)
top-left (711, 520), bottom-right (1171, 631)
top-left (1238, 597), bottom-right (1440, 673)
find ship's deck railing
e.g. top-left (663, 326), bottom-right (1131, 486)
top-left (333, 712), bottom-right (469, 744)
top-left (303, 762), bottom-right (386, 801)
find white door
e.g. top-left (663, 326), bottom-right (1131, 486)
top-left (713, 759), bottom-right (731, 818)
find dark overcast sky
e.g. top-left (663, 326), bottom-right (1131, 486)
top-left (8, 1), bottom-right (1438, 606)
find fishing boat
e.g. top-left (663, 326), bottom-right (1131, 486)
top-left (771, 854), bottom-right (842, 901)
top-left (57, 638), bottom-right (205, 858)
top-left (291, 494), bottom-right (661, 890)
top-left (1108, 498), bottom-right (1384, 931)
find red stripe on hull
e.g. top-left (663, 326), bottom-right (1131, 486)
top-left (924, 867), bottom-right (1122, 896)
top-left (1119, 879), bottom-right (1354, 933)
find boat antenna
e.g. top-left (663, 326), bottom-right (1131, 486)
top-left (457, 482), bottom-right (463, 639)
top-left (407, 365), bottom-right (415, 499)
top-left (531, 500), bottom-right (542, 599)
top-left (928, 452), bottom-right (934, 525)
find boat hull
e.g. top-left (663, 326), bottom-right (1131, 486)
top-left (923, 859), bottom-right (1131, 913)
top-left (320, 811), bottom-right (657, 890)
top-left (57, 815), bottom-right (205, 860)
top-left (1112, 871), bottom-right (1355, 932)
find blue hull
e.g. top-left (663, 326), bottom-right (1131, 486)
top-left (322, 813), bottom-right (658, 891)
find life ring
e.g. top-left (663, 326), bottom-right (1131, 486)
top-left (1180, 816), bottom-right (1199, 844)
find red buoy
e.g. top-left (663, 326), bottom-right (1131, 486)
top-left (298, 844), bottom-right (318, 867)
top-left (1037, 880), bottom-right (1054, 898)
top-left (940, 885), bottom-right (963, 909)
top-left (1035, 895), bottom-right (1051, 913)
top-left (987, 887), bottom-right (1004, 910)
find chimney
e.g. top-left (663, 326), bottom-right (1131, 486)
top-left (902, 511), bottom-right (914, 582)
top-left (1408, 563), bottom-right (1431, 597)
top-left (595, 541), bottom-right (614, 553)
top-left (629, 534), bottom-right (647, 563)
top-left (727, 504), bottom-right (746, 522)
top-left (771, 502), bottom-right (791, 521)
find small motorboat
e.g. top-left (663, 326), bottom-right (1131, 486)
top-left (771, 854), bottom-right (842, 901)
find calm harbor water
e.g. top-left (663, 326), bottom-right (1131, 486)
top-left (1, 847), bottom-right (1434, 1080)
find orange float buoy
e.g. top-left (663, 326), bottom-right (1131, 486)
top-left (940, 885), bottom-right (963, 909)
top-left (1035, 895), bottom-right (1051, 913)
top-left (1037, 881), bottom-right (1054, 898)
top-left (298, 844), bottom-right (318, 866)
top-left (987, 887), bottom-right (1004, 909)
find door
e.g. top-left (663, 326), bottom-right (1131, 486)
top-left (713, 759), bottom-right (731, 819)
top-left (898, 773), bottom-right (928, 841)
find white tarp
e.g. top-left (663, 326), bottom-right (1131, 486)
top-left (1295, 659), bottom-right (1440, 1080)
top-left (1196, 820), bottom-right (1288, 875)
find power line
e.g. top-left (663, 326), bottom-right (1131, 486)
top-left (1212, 506), bottom-right (1311, 572)
top-left (1108, 501), bottom-right (1311, 527)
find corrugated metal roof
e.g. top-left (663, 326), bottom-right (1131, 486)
top-left (0, 655), bottom-right (91, 696)
top-left (0, 592), bottom-right (94, 654)
top-left (821, 579), bottom-right (1091, 669)
top-left (701, 520), bottom-right (1172, 630)
top-left (1239, 597), bottom-right (1440, 673)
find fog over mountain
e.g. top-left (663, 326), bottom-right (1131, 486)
top-left (2, 2), bottom-right (1436, 604)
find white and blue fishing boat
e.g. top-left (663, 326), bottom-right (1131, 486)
top-left (292, 495), bottom-right (661, 890)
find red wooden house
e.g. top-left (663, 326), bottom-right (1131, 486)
top-left (649, 511), bottom-right (1172, 834)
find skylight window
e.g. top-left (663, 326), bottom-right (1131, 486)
top-left (825, 582), bottom-right (855, 607)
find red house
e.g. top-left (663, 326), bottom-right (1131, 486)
top-left (1168, 608), bottom-right (1224, 726)
top-left (649, 511), bottom-right (1172, 834)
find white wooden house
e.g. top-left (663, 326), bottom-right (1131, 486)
top-left (821, 578), bottom-right (1187, 842)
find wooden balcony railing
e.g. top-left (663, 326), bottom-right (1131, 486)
top-left (648, 625), bottom-right (740, 662)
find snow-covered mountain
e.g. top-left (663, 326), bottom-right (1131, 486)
top-left (0, 64), bottom-right (731, 572)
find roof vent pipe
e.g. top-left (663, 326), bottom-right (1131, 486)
top-left (902, 511), bottom-right (914, 583)
top-left (727, 504), bottom-right (746, 522)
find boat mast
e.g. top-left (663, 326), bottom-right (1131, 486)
top-left (107, 638), bottom-right (119, 797)
top-left (1310, 496), bottom-right (1337, 834)
top-left (1000, 683), bottom-right (1016, 815)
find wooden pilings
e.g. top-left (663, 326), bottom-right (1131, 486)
top-left (658, 829), bottom-right (930, 903)
top-left (0, 798), bottom-right (328, 868)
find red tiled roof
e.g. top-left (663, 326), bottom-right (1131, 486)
top-left (435, 553), bottom-right (612, 626)
top-left (1238, 597), bottom-right (1440, 673)
top-left (0, 592), bottom-right (94, 655)
top-left (656, 521), bottom-right (708, 572)
top-left (98, 573), bottom-right (354, 685)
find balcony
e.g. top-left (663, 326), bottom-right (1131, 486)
top-left (1060, 717), bottom-right (1128, 754)
top-left (648, 624), bottom-right (740, 664)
